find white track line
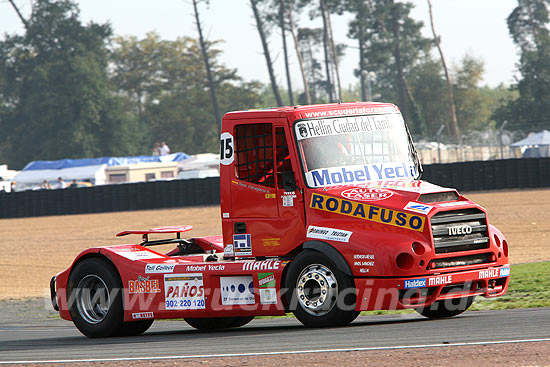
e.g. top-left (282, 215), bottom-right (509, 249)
top-left (2, 338), bottom-right (550, 364)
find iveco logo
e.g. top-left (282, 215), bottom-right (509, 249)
top-left (448, 225), bottom-right (473, 236)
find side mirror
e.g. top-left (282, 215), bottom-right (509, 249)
top-left (282, 171), bottom-right (297, 192)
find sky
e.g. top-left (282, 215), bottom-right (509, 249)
top-left (0, 0), bottom-right (520, 90)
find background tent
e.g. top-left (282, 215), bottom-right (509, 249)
top-left (510, 130), bottom-right (550, 158)
top-left (14, 153), bottom-right (190, 191)
top-left (13, 165), bottom-right (107, 191)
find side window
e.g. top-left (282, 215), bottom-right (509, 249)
top-left (275, 127), bottom-right (292, 190)
top-left (235, 123), bottom-right (274, 188)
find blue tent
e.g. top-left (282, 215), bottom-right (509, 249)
top-left (23, 153), bottom-right (190, 171)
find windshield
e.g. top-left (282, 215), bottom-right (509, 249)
top-left (295, 112), bottom-right (420, 188)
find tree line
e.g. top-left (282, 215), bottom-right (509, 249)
top-left (0, 0), bottom-right (547, 169)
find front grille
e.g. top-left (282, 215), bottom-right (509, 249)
top-left (429, 253), bottom-right (492, 269)
top-left (430, 209), bottom-right (489, 254)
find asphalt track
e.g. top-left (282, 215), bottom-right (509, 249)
top-left (1, 308), bottom-right (549, 363)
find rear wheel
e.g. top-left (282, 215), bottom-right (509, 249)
top-left (285, 250), bottom-right (359, 327)
top-left (185, 316), bottom-right (255, 331)
top-left (68, 258), bottom-right (124, 338)
top-left (117, 319), bottom-right (154, 336)
top-left (415, 296), bottom-right (475, 319)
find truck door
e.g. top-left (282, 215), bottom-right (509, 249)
top-left (227, 122), bottom-right (304, 257)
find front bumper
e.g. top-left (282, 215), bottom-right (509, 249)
top-left (354, 264), bottom-right (510, 311)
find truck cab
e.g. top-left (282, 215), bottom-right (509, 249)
top-left (220, 102), bottom-right (509, 319)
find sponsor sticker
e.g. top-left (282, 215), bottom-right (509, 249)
top-left (282, 192), bottom-right (297, 207)
top-left (310, 193), bottom-right (425, 232)
top-left (220, 276), bottom-right (255, 305)
top-left (353, 261), bottom-right (374, 267)
top-left (222, 212), bottom-right (230, 219)
top-left (404, 278), bottom-right (426, 289)
top-left (224, 244), bottom-right (235, 257)
top-left (301, 106), bottom-right (398, 120)
top-left (208, 264), bottom-right (225, 271)
top-left (479, 268), bottom-right (500, 279)
top-left (306, 163), bottom-right (418, 188)
top-left (233, 234), bottom-right (252, 256)
top-left (295, 113), bottom-right (400, 140)
top-left (186, 265), bottom-right (206, 272)
top-left (500, 267), bottom-right (510, 277)
top-left (428, 275), bottom-right (452, 286)
top-left (262, 238), bottom-right (280, 248)
top-left (115, 247), bottom-right (164, 261)
top-left (306, 225), bottom-right (352, 243)
top-left (259, 288), bottom-right (277, 304)
top-left (242, 260), bottom-right (281, 271)
top-left (265, 193), bottom-right (276, 199)
top-left (341, 188), bottom-right (393, 201)
top-left (128, 276), bottom-right (161, 294)
top-left (438, 201), bottom-right (470, 207)
top-left (164, 273), bottom-right (206, 310)
top-left (132, 312), bottom-right (154, 319)
top-left (258, 272), bottom-right (275, 288)
top-left (145, 264), bottom-right (176, 274)
top-left (353, 254), bottom-right (375, 259)
top-left (403, 202), bottom-right (433, 215)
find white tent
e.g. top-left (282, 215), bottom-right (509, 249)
top-left (13, 164), bottom-right (107, 191)
top-left (510, 130), bottom-right (550, 158)
top-left (176, 153), bottom-right (220, 179)
top-left (510, 130), bottom-right (550, 147)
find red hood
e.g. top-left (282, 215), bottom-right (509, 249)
top-left (310, 179), bottom-right (455, 203)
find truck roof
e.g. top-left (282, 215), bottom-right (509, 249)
top-left (222, 102), bottom-right (399, 122)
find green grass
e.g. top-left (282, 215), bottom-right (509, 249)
top-left (470, 261), bottom-right (550, 310)
top-left (362, 262), bottom-right (550, 315)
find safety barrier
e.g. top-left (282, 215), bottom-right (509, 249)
top-left (422, 157), bottom-right (550, 191)
top-left (1, 158), bottom-right (549, 218)
top-left (0, 177), bottom-right (220, 218)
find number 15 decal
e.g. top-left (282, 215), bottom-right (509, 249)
top-left (220, 132), bottom-right (234, 165)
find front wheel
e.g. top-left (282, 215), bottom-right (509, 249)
top-left (185, 316), bottom-right (254, 331)
top-left (415, 296), bottom-right (475, 319)
top-left (285, 250), bottom-right (360, 327)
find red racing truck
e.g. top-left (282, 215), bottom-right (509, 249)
top-left (51, 102), bottom-right (510, 337)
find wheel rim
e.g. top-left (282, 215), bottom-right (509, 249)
top-left (296, 264), bottom-right (338, 316)
top-left (75, 275), bottom-right (111, 324)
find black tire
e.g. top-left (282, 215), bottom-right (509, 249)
top-left (67, 258), bottom-right (124, 338)
top-left (184, 316), bottom-right (254, 331)
top-left (285, 250), bottom-right (360, 327)
top-left (415, 296), bottom-right (475, 319)
top-left (116, 320), bottom-right (154, 336)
